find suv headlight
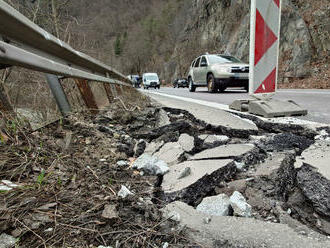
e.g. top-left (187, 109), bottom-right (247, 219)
top-left (218, 67), bottom-right (231, 73)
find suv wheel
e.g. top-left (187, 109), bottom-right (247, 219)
top-left (188, 78), bottom-right (196, 92)
top-left (207, 74), bottom-right (217, 93)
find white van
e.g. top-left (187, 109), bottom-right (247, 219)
top-left (142, 73), bottom-right (160, 89)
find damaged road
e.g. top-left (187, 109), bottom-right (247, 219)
top-left (1, 92), bottom-right (330, 247)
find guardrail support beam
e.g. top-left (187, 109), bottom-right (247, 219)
top-left (74, 79), bottom-right (98, 114)
top-left (45, 74), bottom-right (71, 116)
top-left (103, 83), bottom-right (113, 102)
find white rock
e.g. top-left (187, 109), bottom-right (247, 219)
top-left (98, 246), bottom-right (113, 248)
top-left (234, 161), bottom-right (245, 170)
top-left (178, 133), bottom-right (195, 152)
top-left (196, 194), bottom-right (231, 216)
top-left (156, 109), bottom-right (171, 127)
top-left (117, 185), bottom-right (134, 198)
top-left (132, 154), bottom-right (169, 175)
top-left (229, 191), bottom-right (252, 217)
top-left (0, 233), bottom-right (16, 248)
top-left (162, 242), bottom-right (169, 248)
top-left (116, 160), bottom-right (128, 167)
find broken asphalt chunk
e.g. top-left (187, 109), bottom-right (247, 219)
top-left (162, 159), bottom-right (236, 205)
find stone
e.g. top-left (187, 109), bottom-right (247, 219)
top-left (154, 142), bottom-right (184, 166)
top-left (117, 185), bottom-right (134, 198)
top-left (0, 233), bottom-right (16, 248)
top-left (178, 133), bottom-right (194, 152)
top-left (229, 191), bottom-right (252, 217)
top-left (101, 205), bottom-right (119, 220)
top-left (162, 159), bottom-right (236, 205)
top-left (196, 194), bottom-right (231, 216)
top-left (190, 144), bottom-right (255, 160)
top-left (177, 167), bottom-right (191, 179)
top-left (98, 246), bottom-right (113, 248)
top-left (132, 154), bottom-right (169, 175)
top-left (116, 160), bottom-right (129, 167)
top-left (156, 109), bottom-right (171, 127)
top-left (162, 242), bottom-right (169, 248)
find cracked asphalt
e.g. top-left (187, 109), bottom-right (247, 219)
top-left (141, 87), bottom-right (330, 124)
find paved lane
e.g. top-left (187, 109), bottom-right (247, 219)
top-left (143, 87), bottom-right (330, 124)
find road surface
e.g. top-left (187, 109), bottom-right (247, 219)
top-left (142, 87), bottom-right (330, 124)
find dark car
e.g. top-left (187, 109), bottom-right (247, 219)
top-left (173, 78), bottom-right (188, 88)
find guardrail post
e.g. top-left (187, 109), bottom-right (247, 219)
top-left (103, 83), bottom-right (113, 102)
top-left (74, 79), bottom-right (99, 114)
top-left (45, 74), bottom-right (71, 116)
top-left (111, 84), bottom-right (118, 98)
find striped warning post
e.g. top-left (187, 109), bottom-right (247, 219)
top-left (249, 0), bottom-right (281, 96)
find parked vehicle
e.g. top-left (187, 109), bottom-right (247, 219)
top-left (142, 73), bottom-right (160, 89)
top-left (173, 78), bottom-right (188, 88)
top-left (127, 75), bottom-right (141, 88)
top-left (187, 54), bottom-right (249, 93)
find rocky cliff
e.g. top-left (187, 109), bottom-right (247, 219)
top-left (163, 0), bottom-right (329, 85)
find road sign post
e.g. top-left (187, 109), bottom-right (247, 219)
top-left (230, 0), bottom-right (307, 117)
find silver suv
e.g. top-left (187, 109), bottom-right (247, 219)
top-left (187, 54), bottom-right (249, 93)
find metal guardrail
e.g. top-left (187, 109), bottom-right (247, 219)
top-left (0, 0), bottom-right (132, 116)
top-left (0, 1), bottom-right (131, 85)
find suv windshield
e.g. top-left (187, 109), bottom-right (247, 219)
top-left (208, 55), bottom-right (242, 64)
top-left (145, 75), bottom-right (158, 81)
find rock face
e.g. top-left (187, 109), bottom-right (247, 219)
top-left (161, 0), bottom-right (329, 83)
top-left (196, 194), bottom-right (231, 216)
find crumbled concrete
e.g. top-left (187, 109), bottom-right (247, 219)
top-left (162, 159), bottom-right (236, 205)
top-left (117, 185), bottom-right (134, 198)
top-left (134, 139), bottom-right (146, 157)
top-left (178, 133), bottom-right (194, 152)
top-left (196, 194), bottom-right (231, 216)
top-left (0, 233), bottom-right (16, 248)
top-left (229, 191), bottom-right (252, 217)
top-left (163, 201), bottom-right (330, 248)
top-left (190, 144), bottom-right (255, 160)
top-left (132, 154), bottom-right (169, 175)
top-left (154, 142), bottom-right (185, 166)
